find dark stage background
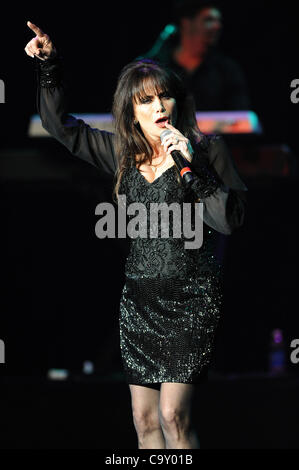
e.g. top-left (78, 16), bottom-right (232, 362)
top-left (0, 1), bottom-right (299, 449)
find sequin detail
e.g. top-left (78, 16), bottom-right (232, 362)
top-left (119, 274), bottom-right (222, 385)
top-left (37, 56), bottom-right (63, 88)
top-left (118, 161), bottom-right (223, 385)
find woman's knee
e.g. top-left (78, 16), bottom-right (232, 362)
top-left (159, 383), bottom-right (195, 433)
top-left (129, 384), bottom-right (161, 435)
top-left (159, 406), bottom-right (190, 433)
top-left (132, 407), bottom-right (161, 435)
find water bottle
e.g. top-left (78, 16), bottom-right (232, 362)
top-left (268, 328), bottom-right (286, 375)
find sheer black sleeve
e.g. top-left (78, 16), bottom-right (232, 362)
top-left (35, 56), bottom-right (118, 176)
top-left (189, 134), bottom-right (248, 235)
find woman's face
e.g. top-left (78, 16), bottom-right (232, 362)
top-left (133, 85), bottom-right (178, 142)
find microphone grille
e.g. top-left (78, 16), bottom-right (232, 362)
top-left (160, 129), bottom-right (172, 143)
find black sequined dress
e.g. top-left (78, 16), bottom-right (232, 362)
top-left (36, 56), bottom-right (248, 388)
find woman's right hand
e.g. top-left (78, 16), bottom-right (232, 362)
top-left (25, 21), bottom-right (57, 61)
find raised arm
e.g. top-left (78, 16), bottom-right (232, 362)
top-left (25, 21), bottom-right (118, 176)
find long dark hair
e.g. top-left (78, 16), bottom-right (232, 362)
top-left (111, 59), bottom-right (203, 203)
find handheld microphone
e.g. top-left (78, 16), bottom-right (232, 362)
top-left (160, 129), bottom-right (194, 186)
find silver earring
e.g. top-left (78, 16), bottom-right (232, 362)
top-left (134, 119), bottom-right (138, 125)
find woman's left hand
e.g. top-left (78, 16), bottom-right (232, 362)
top-left (161, 122), bottom-right (194, 162)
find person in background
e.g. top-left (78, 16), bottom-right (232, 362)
top-left (139, 0), bottom-right (251, 111)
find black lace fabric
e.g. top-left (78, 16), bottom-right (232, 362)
top-left (119, 164), bottom-right (222, 281)
top-left (118, 163), bottom-right (224, 385)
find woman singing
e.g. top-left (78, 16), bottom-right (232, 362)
top-left (25, 21), bottom-right (247, 449)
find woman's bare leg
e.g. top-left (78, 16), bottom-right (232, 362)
top-left (159, 383), bottom-right (200, 449)
top-left (129, 384), bottom-right (166, 449)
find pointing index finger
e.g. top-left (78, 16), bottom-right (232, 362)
top-left (27, 21), bottom-right (45, 37)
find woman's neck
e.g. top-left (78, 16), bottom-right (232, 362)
top-left (135, 144), bottom-right (166, 166)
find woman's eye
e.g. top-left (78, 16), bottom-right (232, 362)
top-left (138, 93), bottom-right (171, 104)
top-left (160, 92), bottom-right (171, 99)
top-left (140, 97), bottom-right (152, 104)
